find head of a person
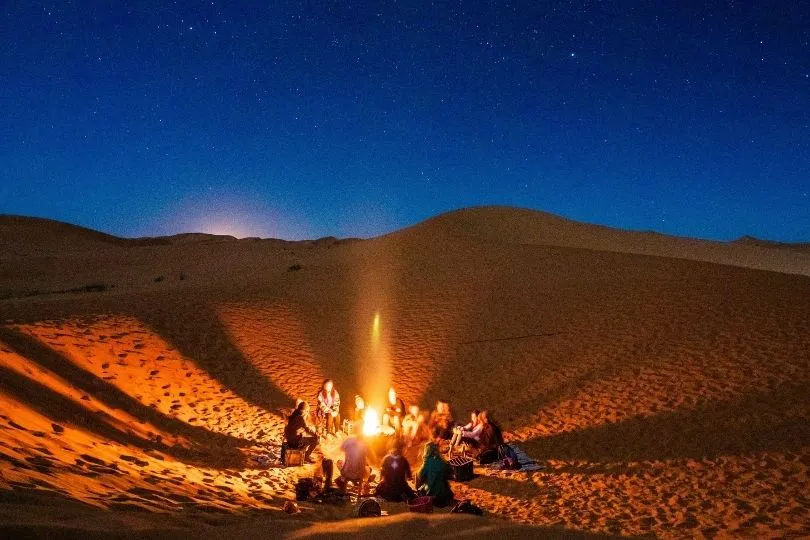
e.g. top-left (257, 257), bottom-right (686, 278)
top-left (323, 379), bottom-right (334, 394)
top-left (297, 401), bottom-right (309, 414)
top-left (422, 441), bottom-right (440, 462)
top-left (409, 405), bottom-right (420, 417)
top-left (479, 410), bottom-right (489, 424)
top-left (355, 394), bottom-right (365, 409)
top-left (391, 438), bottom-right (406, 455)
top-left (471, 409), bottom-right (481, 424)
top-left (388, 387), bottom-right (397, 405)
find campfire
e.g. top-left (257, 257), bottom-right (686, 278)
top-left (363, 406), bottom-right (381, 436)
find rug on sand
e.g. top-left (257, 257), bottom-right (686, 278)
top-left (484, 444), bottom-right (545, 472)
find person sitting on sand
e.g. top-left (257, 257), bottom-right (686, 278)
top-left (427, 400), bottom-right (454, 440)
top-left (284, 401), bottom-right (318, 463)
top-left (337, 431), bottom-right (372, 489)
top-left (352, 394), bottom-right (366, 423)
top-left (375, 438), bottom-right (415, 502)
top-left (316, 379), bottom-right (341, 437)
top-left (382, 386), bottom-right (407, 434)
top-left (475, 410), bottom-right (504, 464)
top-left (415, 441), bottom-right (454, 508)
top-left (401, 405), bottom-right (425, 447)
top-left (448, 409), bottom-right (482, 456)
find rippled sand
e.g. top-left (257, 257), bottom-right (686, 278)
top-left (1, 207), bottom-right (808, 538)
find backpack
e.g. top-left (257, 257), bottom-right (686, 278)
top-left (451, 499), bottom-right (483, 515)
top-left (497, 444), bottom-right (521, 470)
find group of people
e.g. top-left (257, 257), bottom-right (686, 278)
top-left (283, 379), bottom-right (505, 506)
top-left (335, 429), bottom-right (455, 507)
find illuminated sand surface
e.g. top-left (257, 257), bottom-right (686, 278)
top-left (1, 207), bottom-right (808, 538)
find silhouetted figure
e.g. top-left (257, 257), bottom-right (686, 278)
top-left (284, 401), bottom-right (318, 463)
top-left (375, 439), bottom-right (415, 502)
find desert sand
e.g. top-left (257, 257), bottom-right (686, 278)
top-left (0, 206), bottom-right (808, 538)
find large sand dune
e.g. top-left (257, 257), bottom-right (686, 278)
top-left (1, 207), bottom-right (808, 538)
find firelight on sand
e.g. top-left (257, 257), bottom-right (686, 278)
top-left (363, 406), bottom-right (381, 436)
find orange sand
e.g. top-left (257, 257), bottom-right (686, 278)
top-left (1, 207), bottom-right (808, 538)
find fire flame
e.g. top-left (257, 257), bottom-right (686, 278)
top-left (363, 406), bottom-right (380, 436)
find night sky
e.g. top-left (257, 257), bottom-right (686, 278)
top-left (1, 1), bottom-right (808, 241)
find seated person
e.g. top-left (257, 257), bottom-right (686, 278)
top-left (382, 386), bottom-right (406, 433)
top-left (415, 441), bottom-right (454, 508)
top-left (337, 431), bottom-right (372, 489)
top-left (284, 401), bottom-right (318, 463)
top-left (401, 405), bottom-right (425, 447)
top-left (428, 400), bottom-right (454, 440)
top-left (352, 394), bottom-right (366, 423)
top-left (375, 438), bottom-right (415, 502)
top-left (475, 410), bottom-right (504, 464)
top-left (316, 379), bottom-right (341, 437)
top-left (448, 409), bottom-right (482, 456)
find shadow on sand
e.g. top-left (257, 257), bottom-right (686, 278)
top-left (521, 383), bottom-right (810, 463)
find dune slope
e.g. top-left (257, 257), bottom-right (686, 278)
top-left (1, 207), bottom-right (808, 538)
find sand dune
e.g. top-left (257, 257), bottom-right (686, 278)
top-left (1, 207), bottom-right (808, 537)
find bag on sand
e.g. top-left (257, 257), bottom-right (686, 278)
top-left (450, 499), bottom-right (483, 515)
top-left (497, 444), bottom-right (521, 470)
top-left (295, 478), bottom-right (314, 501)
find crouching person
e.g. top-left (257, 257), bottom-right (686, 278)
top-left (336, 431), bottom-right (372, 494)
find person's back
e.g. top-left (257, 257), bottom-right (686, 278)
top-left (285, 402), bottom-right (319, 462)
top-left (416, 442), bottom-right (453, 507)
top-left (339, 435), bottom-right (369, 482)
top-left (376, 449), bottom-right (414, 502)
top-left (285, 409), bottom-right (304, 446)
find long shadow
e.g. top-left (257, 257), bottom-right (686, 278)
top-left (520, 383), bottom-right (810, 462)
top-left (131, 296), bottom-right (292, 412)
top-left (418, 244), bottom-right (664, 424)
top-left (283, 267), bottom-right (364, 402)
top-left (0, 327), bottom-right (251, 455)
top-left (0, 366), bottom-right (244, 469)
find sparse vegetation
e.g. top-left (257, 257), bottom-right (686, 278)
top-left (179, 272), bottom-right (186, 280)
top-left (70, 283), bottom-right (108, 293)
top-left (0, 283), bottom-right (112, 301)
top-left (153, 276), bottom-right (164, 283)
top-left (287, 264), bottom-right (303, 272)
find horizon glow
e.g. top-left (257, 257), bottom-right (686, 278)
top-left (1, 2), bottom-right (808, 242)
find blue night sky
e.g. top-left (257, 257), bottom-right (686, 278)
top-left (1, 1), bottom-right (808, 241)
